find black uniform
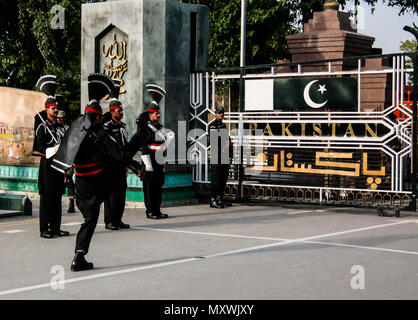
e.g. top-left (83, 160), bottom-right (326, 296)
top-left (208, 116), bottom-right (232, 208)
top-left (73, 123), bottom-right (140, 254)
top-left (35, 117), bottom-right (66, 235)
top-left (131, 112), bottom-right (166, 218)
top-left (102, 116), bottom-right (129, 226)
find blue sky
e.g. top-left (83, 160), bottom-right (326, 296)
top-left (346, 1), bottom-right (417, 54)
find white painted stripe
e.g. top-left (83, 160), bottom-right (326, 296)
top-left (2, 230), bottom-right (25, 234)
top-left (287, 210), bottom-right (312, 215)
top-left (134, 221), bottom-right (410, 243)
top-left (305, 240), bottom-right (418, 256)
top-left (198, 221), bottom-right (412, 259)
top-left (0, 220), bottom-right (411, 297)
top-left (286, 209), bottom-right (326, 215)
top-left (0, 257), bottom-right (199, 297)
top-left (131, 226), bottom-right (288, 241)
top-left (61, 222), bottom-right (82, 226)
top-left (297, 220), bottom-right (411, 242)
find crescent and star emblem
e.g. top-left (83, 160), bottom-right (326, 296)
top-left (303, 80), bottom-right (328, 109)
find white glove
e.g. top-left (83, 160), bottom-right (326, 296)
top-left (45, 146), bottom-right (57, 159)
top-left (165, 132), bottom-right (175, 147)
top-left (141, 154), bottom-right (153, 172)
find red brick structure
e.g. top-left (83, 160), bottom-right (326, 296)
top-left (285, 3), bottom-right (393, 111)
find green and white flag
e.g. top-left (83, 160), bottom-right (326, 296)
top-left (245, 78), bottom-right (357, 111)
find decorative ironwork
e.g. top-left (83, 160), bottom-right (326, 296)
top-left (190, 53), bottom-right (417, 209)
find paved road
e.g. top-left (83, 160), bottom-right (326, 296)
top-left (0, 202), bottom-right (417, 301)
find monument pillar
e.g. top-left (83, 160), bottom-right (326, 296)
top-left (81, 0), bottom-right (210, 205)
top-left (285, 1), bottom-right (392, 111)
top-left (81, 0), bottom-right (209, 141)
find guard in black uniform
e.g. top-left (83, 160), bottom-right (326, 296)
top-left (127, 84), bottom-right (174, 219)
top-left (52, 73), bottom-right (141, 271)
top-left (208, 106), bottom-right (232, 208)
top-left (34, 75), bottom-right (69, 238)
top-left (102, 79), bottom-right (130, 230)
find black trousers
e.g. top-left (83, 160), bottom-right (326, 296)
top-left (39, 192), bottom-right (62, 234)
top-left (104, 168), bottom-right (127, 225)
top-left (210, 164), bottom-right (229, 198)
top-left (104, 189), bottom-right (126, 224)
top-left (38, 157), bottom-right (65, 234)
top-left (74, 173), bottom-right (107, 254)
top-left (142, 169), bottom-right (164, 214)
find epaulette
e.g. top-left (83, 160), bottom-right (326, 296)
top-left (103, 120), bottom-right (112, 129)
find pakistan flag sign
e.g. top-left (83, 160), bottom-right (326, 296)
top-left (245, 78), bottom-right (357, 111)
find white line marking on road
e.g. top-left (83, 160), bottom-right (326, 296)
top-left (287, 210), bottom-right (313, 215)
top-left (61, 222), bottom-right (82, 226)
top-left (0, 257), bottom-right (199, 297)
top-left (0, 220), bottom-right (412, 297)
top-left (287, 209), bottom-right (327, 215)
top-left (305, 240), bottom-right (418, 256)
top-left (2, 230), bottom-right (25, 234)
top-left (131, 226), bottom-right (288, 241)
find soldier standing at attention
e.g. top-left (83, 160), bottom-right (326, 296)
top-left (34, 75), bottom-right (69, 238)
top-left (102, 79), bottom-right (131, 230)
top-left (126, 84), bottom-right (174, 219)
top-left (208, 106), bottom-right (232, 209)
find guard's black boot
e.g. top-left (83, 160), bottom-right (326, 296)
top-left (210, 197), bottom-right (223, 208)
top-left (40, 231), bottom-right (55, 239)
top-left (55, 230), bottom-right (70, 237)
top-left (118, 221), bottom-right (130, 229)
top-left (216, 195), bottom-right (226, 208)
top-left (146, 212), bottom-right (161, 219)
top-left (71, 251), bottom-right (94, 272)
top-left (105, 223), bottom-right (119, 230)
top-left (67, 199), bottom-right (75, 213)
top-left (156, 210), bottom-right (168, 219)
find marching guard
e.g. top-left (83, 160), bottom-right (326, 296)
top-left (51, 73), bottom-right (142, 271)
top-left (127, 84), bottom-right (174, 219)
top-left (34, 75), bottom-right (69, 238)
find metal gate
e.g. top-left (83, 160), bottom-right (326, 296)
top-left (189, 53), bottom-right (417, 211)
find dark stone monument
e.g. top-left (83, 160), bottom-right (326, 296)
top-left (285, 1), bottom-right (392, 111)
top-left (81, 0), bottom-right (209, 139)
top-left (81, 0), bottom-right (210, 205)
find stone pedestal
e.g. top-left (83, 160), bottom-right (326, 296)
top-left (81, 0), bottom-right (209, 204)
top-left (81, 0), bottom-right (209, 140)
top-left (285, 9), bottom-right (392, 111)
top-left (286, 10), bottom-right (375, 72)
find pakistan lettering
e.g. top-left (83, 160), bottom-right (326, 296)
top-left (209, 304), bottom-right (254, 316)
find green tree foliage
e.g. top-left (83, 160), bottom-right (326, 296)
top-left (0, 0), bottom-right (83, 121)
top-left (400, 39), bottom-right (418, 53)
top-left (184, 0), bottom-right (417, 69)
top-left (1, 0), bottom-right (416, 109)
top-left (400, 39), bottom-right (417, 85)
top-left (184, 0), bottom-right (299, 68)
